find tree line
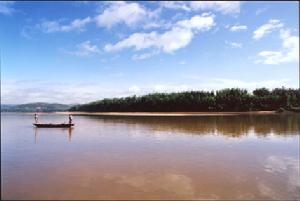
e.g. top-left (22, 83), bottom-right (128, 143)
top-left (69, 88), bottom-right (300, 112)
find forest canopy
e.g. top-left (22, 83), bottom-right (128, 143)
top-left (69, 88), bottom-right (300, 112)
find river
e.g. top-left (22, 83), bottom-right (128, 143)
top-left (1, 113), bottom-right (299, 199)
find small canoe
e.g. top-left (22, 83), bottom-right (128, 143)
top-left (33, 123), bottom-right (74, 128)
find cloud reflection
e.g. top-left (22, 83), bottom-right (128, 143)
top-left (260, 155), bottom-right (300, 199)
top-left (103, 172), bottom-right (195, 198)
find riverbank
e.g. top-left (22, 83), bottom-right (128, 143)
top-left (55, 111), bottom-right (276, 117)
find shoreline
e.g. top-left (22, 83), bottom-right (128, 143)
top-left (55, 111), bottom-right (277, 117)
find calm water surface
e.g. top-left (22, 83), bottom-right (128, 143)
top-left (1, 113), bottom-right (300, 200)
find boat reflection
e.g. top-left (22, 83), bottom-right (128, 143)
top-left (33, 127), bottom-right (74, 143)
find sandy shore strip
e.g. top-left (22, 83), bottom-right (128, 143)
top-left (55, 111), bottom-right (276, 117)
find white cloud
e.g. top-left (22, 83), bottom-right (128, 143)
top-left (21, 26), bottom-right (34, 39)
top-left (161, 1), bottom-right (241, 14)
top-left (225, 41), bottom-right (242, 48)
top-left (1, 79), bottom-right (127, 104)
top-left (2, 78), bottom-right (295, 104)
top-left (66, 17), bottom-right (92, 31)
top-left (159, 27), bottom-right (194, 53)
top-left (104, 13), bottom-right (215, 54)
top-left (182, 75), bottom-right (296, 90)
top-left (147, 6), bottom-right (162, 19)
top-left (256, 51), bottom-right (283, 65)
top-left (189, 1), bottom-right (241, 14)
top-left (39, 17), bottom-right (92, 33)
top-left (121, 78), bottom-right (294, 97)
top-left (279, 30), bottom-right (299, 62)
top-left (160, 1), bottom-right (191, 11)
top-left (128, 85), bottom-right (141, 93)
top-left (230, 25), bottom-right (247, 31)
top-left (255, 29), bottom-right (299, 65)
top-left (132, 50), bottom-right (159, 60)
top-left (211, 78), bottom-right (292, 90)
top-left (253, 19), bottom-right (283, 40)
top-left (142, 20), bottom-right (172, 30)
top-left (65, 41), bottom-right (100, 57)
top-left (95, 1), bottom-right (147, 28)
top-left (154, 84), bottom-right (189, 92)
top-left (176, 13), bottom-right (215, 31)
top-left (104, 31), bottom-right (158, 52)
top-left (109, 72), bottom-right (124, 77)
top-left (0, 1), bottom-right (14, 15)
top-left (128, 83), bottom-right (190, 94)
top-left (143, 22), bottom-right (162, 29)
top-left (255, 7), bottom-right (268, 15)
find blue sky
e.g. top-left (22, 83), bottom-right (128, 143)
top-left (0, 1), bottom-right (299, 104)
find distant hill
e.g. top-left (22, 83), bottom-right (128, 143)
top-left (1, 104), bottom-right (17, 110)
top-left (1, 102), bottom-right (72, 112)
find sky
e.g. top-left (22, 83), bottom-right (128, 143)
top-left (0, 1), bottom-right (299, 104)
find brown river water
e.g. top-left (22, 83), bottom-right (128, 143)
top-left (1, 113), bottom-right (300, 200)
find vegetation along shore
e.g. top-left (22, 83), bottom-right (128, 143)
top-left (69, 88), bottom-right (300, 113)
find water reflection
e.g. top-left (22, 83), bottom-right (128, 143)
top-left (260, 155), bottom-right (300, 199)
top-left (102, 172), bottom-right (196, 199)
top-left (33, 127), bottom-right (73, 143)
top-left (83, 114), bottom-right (300, 137)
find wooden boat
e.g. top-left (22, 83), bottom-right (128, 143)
top-left (33, 123), bottom-right (74, 128)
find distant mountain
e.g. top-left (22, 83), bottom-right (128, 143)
top-left (1, 104), bottom-right (17, 111)
top-left (1, 102), bottom-right (72, 112)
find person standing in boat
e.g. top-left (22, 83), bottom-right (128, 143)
top-left (34, 113), bottom-right (38, 123)
top-left (68, 114), bottom-right (73, 124)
